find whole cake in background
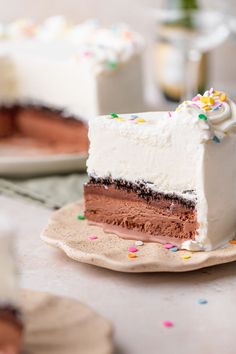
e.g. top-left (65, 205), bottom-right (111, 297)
top-left (84, 89), bottom-right (236, 251)
top-left (0, 215), bottom-right (23, 353)
top-left (0, 16), bottom-right (144, 154)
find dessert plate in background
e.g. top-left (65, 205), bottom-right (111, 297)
top-left (21, 289), bottom-right (113, 354)
top-left (0, 152), bottom-right (87, 177)
top-left (41, 201), bottom-right (236, 273)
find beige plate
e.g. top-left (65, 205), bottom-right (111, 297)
top-left (41, 201), bottom-right (236, 273)
top-left (21, 289), bottom-right (113, 354)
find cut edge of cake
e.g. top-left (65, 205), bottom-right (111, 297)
top-left (84, 89), bottom-right (236, 251)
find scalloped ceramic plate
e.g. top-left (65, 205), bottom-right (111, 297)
top-left (21, 289), bottom-right (113, 354)
top-left (41, 201), bottom-right (236, 273)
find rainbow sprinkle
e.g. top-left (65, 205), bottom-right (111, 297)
top-left (77, 214), bottom-right (85, 220)
top-left (178, 89), bottom-right (228, 117)
top-left (197, 298), bottom-right (208, 305)
top-left (128, 253), bottom-right (137, 259)
top-left (212, 135), bottom-right (221, 144)
top-left (162, 320), bottom-right (174, 328)
top-left (107, 60), bottom-right (118, 69)
top-left (88, 235), bottom-right (98, 240)
top-left (108, 113), bottom-right (147, 124)
top-left (128, 246), bottom-right (138, 253)
top-left (181, 254), bottom-right (191, 260)
top-left (198, 114), bottom-right (208, 121)
top-left (170, 247), bottom-right (178, 252)
top-left (110, 112), bottom-right (119, 118)
top-left (135, 240), bottom-right (144, 246)
top-left (135, 118), bottom-right (145, 123)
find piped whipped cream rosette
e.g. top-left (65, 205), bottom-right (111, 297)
top-left (175, 89), bottom-right (236, 142)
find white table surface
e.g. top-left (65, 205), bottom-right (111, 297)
top-left (1, 194), bottom-right (236, 354)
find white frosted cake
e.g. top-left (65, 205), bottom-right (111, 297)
top-left (84, 89), bottom-right (236, 251)
top-left (0, 16), bottom-right (144, 153)
top-left (0, 215), bottom-right (23, 353)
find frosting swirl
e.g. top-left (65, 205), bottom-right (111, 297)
top-left (176, 89), bottom-right (236, 142)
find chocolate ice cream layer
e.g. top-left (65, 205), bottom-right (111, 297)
top-left (84, 178), bottom-right (198, 245)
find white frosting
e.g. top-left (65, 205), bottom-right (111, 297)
top-left (6, 18), bottom-right (36, 39)
top-left (0, 18), bottom-right (144, 120)
top-left (4, 17), bottom-right (144, 74)
top-left (0, 215), bottom-right (19, 306)
top-left (87, 91), bottom-right (236, 251)
top-left (36, 15), bottom-right (72, 41)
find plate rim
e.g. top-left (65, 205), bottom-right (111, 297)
top-left (40, 201), bottom-right (236, 273)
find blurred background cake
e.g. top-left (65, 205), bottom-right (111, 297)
top-left (0, 16), bottom-right (144, 155)
top-left (0, 215), bottom-right (23, 354)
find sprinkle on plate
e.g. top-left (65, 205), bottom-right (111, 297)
top-left (128, 253), bottom-right (137, 259)
top-left (164, 243), bottom-right (174, 249)
top-left (77, 214), bottom-right (85, 220)
top-left (135, 240), bottom-right (144, 246)
top-left (88, 235), bottom-right (98, 240)
top-left (181, 254), bottom-right (191, 260)
top-left (128, 246), bottom-right (138, 253)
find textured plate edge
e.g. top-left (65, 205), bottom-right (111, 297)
top-left (40, 201), bottom-right (236, 273)
top-left (21, 288), bottom-right (114, 354)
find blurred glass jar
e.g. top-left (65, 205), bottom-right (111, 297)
top-left (154, 0), bottom-right (208, 102)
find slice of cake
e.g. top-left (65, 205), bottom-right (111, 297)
top-left (0, 17), bottom-right (144, 154)
top-left (84, 89), bottom-right (236, 251)
top-left (0, 215), bottom-right (23, 353)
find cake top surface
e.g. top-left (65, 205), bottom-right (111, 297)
top-left (93, 89), bottom-right (236, 144)
top-left (0, 16), bottom-right (144, 74)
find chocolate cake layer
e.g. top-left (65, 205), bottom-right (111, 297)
top-left (0, 105), bottom-right (89, 154)
top-left (0, 306), bottom-right (23, 332)
top-left (16, 106), bottom-right (88, 150)
top-left (84, 178), bottom-right (198, 244)
top-left (0, 108), bottom-right (15, 138)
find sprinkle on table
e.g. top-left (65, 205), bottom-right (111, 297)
top-left (197, 298), bottom-right (208, 305)
top-left (162, 320), bottom-right (174, 328)
top-left (77, 214), bottom-right (85, 220)
top-left (88, 235), bottom-right (98, 240)
top-left (135, 118), bottom-right (145, 123)
top-left (116, 117), bottom-right (125, 122)
top-left (212, 135), bottom-right (221, 144)
top-left (135, 240), bottom-right (144, 246)
top-left (128, 253), bottom-right (137, 259)
top-left (131, 114), bottom-right (138, 119)
top-left (181, 254), bottom-right (191, 260)
top-left (128, 246), bottom-right (138, 253)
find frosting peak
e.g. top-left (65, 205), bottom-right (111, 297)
top-left (175, 89), bottom-right (236, 142)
